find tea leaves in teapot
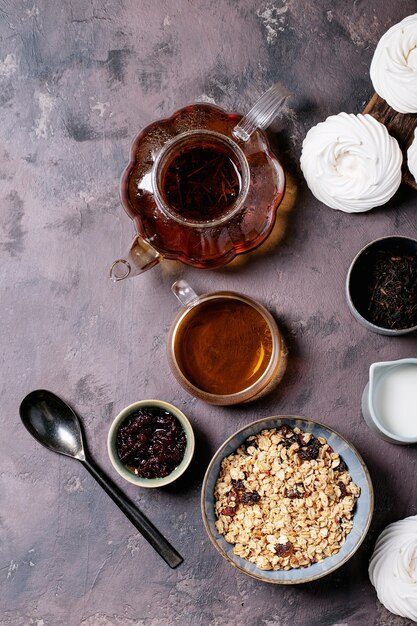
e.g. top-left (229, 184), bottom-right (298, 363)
top-left (162, 144), bottom-right (241, 221)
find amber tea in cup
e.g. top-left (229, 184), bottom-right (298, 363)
top-left (175, 297), bottom-right (272, 395)
top-left (167, 281), bottom-right (287, 405)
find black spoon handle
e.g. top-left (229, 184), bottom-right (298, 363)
top-left (82, 455), bottom-right (183, 568)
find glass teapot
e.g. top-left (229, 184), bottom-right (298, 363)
top-left (110, 85), bottom-right (288, 281)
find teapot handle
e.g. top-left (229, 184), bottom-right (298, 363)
top-left (109, 236), bottom-right (160, 281)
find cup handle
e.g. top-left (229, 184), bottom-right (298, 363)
top-left (109, 236), bottom-right (160, 281)
top-left (171, 280), bottom-right (199, 307)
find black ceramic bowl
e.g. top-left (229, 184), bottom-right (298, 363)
top-left (346, 235), bottom-right (417, 336)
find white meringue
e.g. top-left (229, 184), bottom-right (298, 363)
top-left (369, 515), bottom-right (417, 622)
top-left (300, 113), bottom-right (402, 213)
top-left (370, 13), bottom-right (417, 113)
top-left (407, 128), bottom-right (417, 182)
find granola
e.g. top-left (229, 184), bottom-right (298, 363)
top-left (214, 425), bottom-right (360, 571)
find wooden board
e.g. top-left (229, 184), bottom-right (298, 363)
top-left (363, 92), bottom-right (417, 190)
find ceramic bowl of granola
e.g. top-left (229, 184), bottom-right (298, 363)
top-left (201, 416), bottom-right (373, 584)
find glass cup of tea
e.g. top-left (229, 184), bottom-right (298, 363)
top-left (110, 86), bottom-right (288, 281)
top-left (167, 280), bottom-right (288, 405)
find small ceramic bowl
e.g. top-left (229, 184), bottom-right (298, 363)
top-left (201, 416), bottom-right (373, 584)
top-left (346, 235), bottom-right (417, 336)
top-left (107, 399), bottom-right (195, 487)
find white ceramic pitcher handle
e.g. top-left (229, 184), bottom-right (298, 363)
top-left (109, 236), bottom-right (160, 282)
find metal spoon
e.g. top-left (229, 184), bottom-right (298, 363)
top-left (19, 389), bottom-right (183, 569)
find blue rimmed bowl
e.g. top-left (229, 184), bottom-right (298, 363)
top-left (201, 416), bottom-right (373, 584)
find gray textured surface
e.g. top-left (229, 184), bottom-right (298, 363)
top-left (1, 1), bottom-right (417, 625)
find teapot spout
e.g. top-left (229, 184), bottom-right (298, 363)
top-left (109, 236), bottom-right (160, 281)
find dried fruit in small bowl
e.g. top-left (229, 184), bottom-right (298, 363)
top-left (116, 406), bottom-right (187, 479)
top-left (108, 400), bottom-right (194, 488)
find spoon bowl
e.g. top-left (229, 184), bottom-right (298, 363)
top-left (20, 389), bottom-right (85, 460)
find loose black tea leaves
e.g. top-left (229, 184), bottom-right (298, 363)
top-left (367, 253), bottom-right (417, 329)
top-left (162, 144), bottom-right (241, 221)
